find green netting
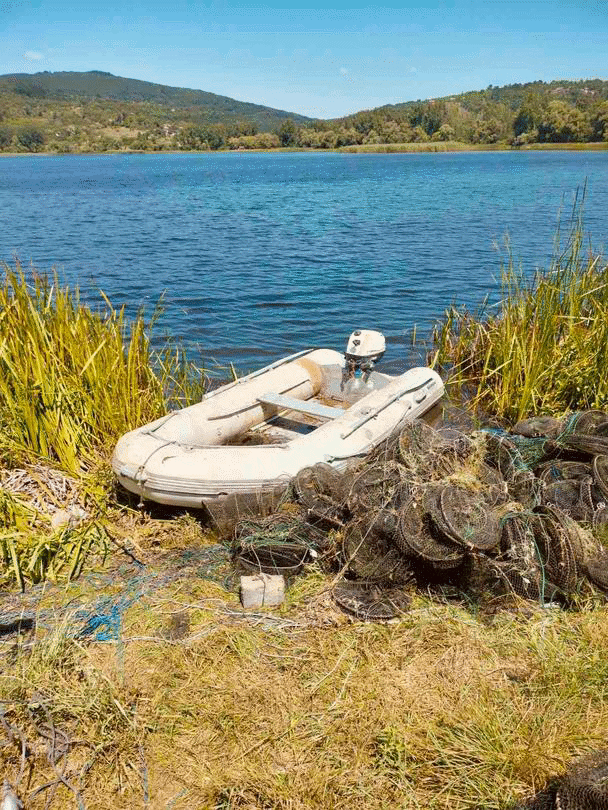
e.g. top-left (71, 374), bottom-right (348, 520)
top-left (229, 409), bottom-right (608, 618)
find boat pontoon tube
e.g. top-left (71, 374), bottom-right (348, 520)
top-left (112, 349), bottom-right (444, 509)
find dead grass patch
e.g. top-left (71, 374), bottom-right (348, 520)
top-left (1, 565), bottom-right (607, 809)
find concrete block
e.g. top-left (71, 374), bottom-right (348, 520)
top-left (240, 573), bottom-right (285, 609)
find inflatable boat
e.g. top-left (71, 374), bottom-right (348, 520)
top-left (112, 331), bottom-right (444, 514)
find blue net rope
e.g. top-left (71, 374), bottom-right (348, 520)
top-left (0, 545), bottom-right (230, 643)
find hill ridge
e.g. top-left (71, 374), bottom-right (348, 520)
top-left (0, 69), bottom-right (311, 126)
top-left (1, 71), bottom-right (607, 152)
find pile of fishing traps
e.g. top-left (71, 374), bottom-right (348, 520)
top-left (232, 409), bottom-right (608, 619)
top-left (515, 749), bottom-right (608, 810)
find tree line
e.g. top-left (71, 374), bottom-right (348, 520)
top-left (1, 80), bottom-right (608, 153)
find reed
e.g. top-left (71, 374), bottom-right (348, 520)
top-left (0, 260), bottom-right (205, 474)
top-left (432, 206), bottom-right (608, 423)
top-left (0, 261), bottom-right (206, 585)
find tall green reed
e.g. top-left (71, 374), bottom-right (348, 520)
top-left (0, 260), bottom-right (206, 474)
top-left (0, 261), bottom-right (208, 585)
top-left (432, 207), bottom-right (608, 422)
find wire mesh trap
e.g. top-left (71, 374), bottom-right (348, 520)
top-left (397, 490), bottom-right (465, 570)
top-left (515, 749), bottom-right (608, 810)
top-left (342, 517), bottom-right (414, 584)
top-left (232, 513), bottom-right (320, 575)
top-left (512, 415), bottom-right (564, 439)
top-left (226, 409), bottom-right (608, 619)
top-left (331, 582), bottom-right (411, 620)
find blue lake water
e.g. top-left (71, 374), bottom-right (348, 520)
top-left (1, 150), bottom-right (607, 373)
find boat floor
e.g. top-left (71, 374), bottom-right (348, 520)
top-left (225, 396), bottom-right (349, 446)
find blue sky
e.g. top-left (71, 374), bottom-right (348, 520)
top-left (1, 0), bottom-right (607, 118)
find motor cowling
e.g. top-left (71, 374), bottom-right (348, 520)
top-left (345, 329), bottom-right (386, 372)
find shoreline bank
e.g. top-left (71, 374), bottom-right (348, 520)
top-left (2, 141), bottom-right (608, 157)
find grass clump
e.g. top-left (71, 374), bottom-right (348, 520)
top-left (432, 206), bottom-right (608, 422)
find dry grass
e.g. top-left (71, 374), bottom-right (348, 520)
top-left (338, 141), bottom-right (489, 154)
top-left (1, 562), bottom-right (607, 809)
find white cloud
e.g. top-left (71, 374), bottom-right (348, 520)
top-left (23, 50), bottom-right (44, 61)
top-left (340, 67), bottom-right (348, 76)
top-left (409, 66), bottom-right (417, 74)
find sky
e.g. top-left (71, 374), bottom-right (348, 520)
top-left (1, 0), bottom-right (607, 119)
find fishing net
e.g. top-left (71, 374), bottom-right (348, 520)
top-left (398, 421), bottom-right (471, 482)
top-left (518, 750), bottom-right (608, 810)
top-left (292, 463), bottom-right (348, 506)
top-left (559, 433), bottom-right (608, 457)
top-left (542, 480), bottom-right (585, 518)
top-left (228, 408), bottom-right (608, 618)
top-left (332, 582), bottom-right (411, 620)
top-left (593, 455), bottom-right (608, 500)
top-left (515, 783), bottom-right (558, 810)
top-left (233, 513), bottom-right (321, 575)
top-left (475, 462), bottom-right (509, 507)
top-left (536, 460), bottom-right (593, 484)
top-left (584, 550), bottom-right (608, 591)
top-left (487, 559), bottom-right (547, 602)
top-left (556, 750), bottom-right (608, 810)
top-left (396, 489), bottom-right (465, 570)
top-left (342, 516), bottom-right (414, 584)
top-left (483, 430), bottom-right (553, 479)
top-left (533, 506), bottom-right (579, 592)
top-left (513, 415), bottom-right (564, 439)
top-left (568, 409), bottom-right (608, 435)
top-left (593, 504), bottom-right (608, 532)
top-left (345, 463), bottom-right (403, 512)
top-left (497, 513), bottom-right (544, 600)
top-left (291, 464), bottom-right (350, 529)
top-left (439, 485), bottom-right (501, 550)
top-left (507, 469), bottom-right (542, 508)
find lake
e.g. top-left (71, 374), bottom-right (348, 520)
top-left (1, 150), bottom-right (607, 373)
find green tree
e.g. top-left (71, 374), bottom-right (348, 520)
top-left (411, 125), bottom-right (429, 142)
top-left (277, 118), bottom-right (297, 146)
top-left (513, 92), bottom-right (547, 137)
top-left (431, 123), bottom-right (455, 142)
top-left (178, 125), bottom-right (224, 150)
top-left (590, 101), bottom-right (608, 141)
top-left (16, 128), bottom-right (45, 152)
top-left (538, 101), bottom-right (591, 142)
top-left (0, 127), bottom-right (13, 149)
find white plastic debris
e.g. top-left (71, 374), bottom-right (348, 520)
top-left (240, 574), bottom-right (285, 609)
top-left (50, 505), bottom-right (88, 530)
top-left (2, 780), bottom-right (23, 810)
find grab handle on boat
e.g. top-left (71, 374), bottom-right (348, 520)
top-left (339, 377), bottom-right (434, 440)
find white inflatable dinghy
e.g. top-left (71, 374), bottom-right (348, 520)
top-left (112, 330), bottom-right (444, 513)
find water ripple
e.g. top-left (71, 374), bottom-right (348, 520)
top-left (1, 151), bottom-right (606, 371)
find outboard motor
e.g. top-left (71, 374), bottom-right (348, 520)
top-left (342, 329), bottom-right (386, 391)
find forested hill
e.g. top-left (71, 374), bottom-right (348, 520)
top-left (388, 78), bottom-right (608, 114)
top-left (327, 78), bottom-right (608, 149)
top-left (1, 71), bottom-right (608, 153)
top-left (0, 70), bottom-right (311, 129)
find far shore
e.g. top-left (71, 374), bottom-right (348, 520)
top-left (2, 141), bottom-right (608, 158)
